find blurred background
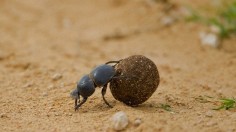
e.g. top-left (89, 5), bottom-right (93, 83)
top-left (0, 0), bottom-right (236, 131)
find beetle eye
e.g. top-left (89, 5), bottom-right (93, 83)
top-left (70, 88), bottom-right (80, 99)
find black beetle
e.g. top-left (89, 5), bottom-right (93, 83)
top-left (70, 60), bottom-right (122, 111)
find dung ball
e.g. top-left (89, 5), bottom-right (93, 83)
top-left (110, 55), bottom-right (160, 106)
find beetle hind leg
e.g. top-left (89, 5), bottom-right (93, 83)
top-left (101, 84), bottom-right (113, 108)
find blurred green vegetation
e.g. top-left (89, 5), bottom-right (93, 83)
top-left (186, 0), bottom-right (236, 38)
top-left (213, 98), bottom-right (236, 110)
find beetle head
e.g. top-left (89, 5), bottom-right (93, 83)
top-left (70, 88), bottom-right (80, 99)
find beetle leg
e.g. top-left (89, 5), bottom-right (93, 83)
top-left (105, 59), bottom-right (122, 67)
top-left (75, 98), bottom-right (78, 108)
top-left (78, 93), bottom-right (81, 103)
top-left (75, 97), bottom-right (88, 111)
top-left (102, 84), bottom-right (113, 108)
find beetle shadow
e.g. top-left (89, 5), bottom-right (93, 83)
top-left (122, 100), bottom-right (179, 113)
top-left (127, 102), bottom-right (164, 113)
top-left (87, 100), bottom-right (171, 113)
top-left (88, 101), bottom-right (117, 113)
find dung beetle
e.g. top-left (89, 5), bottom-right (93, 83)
top-left (70, 60), bottom-right (122, 111)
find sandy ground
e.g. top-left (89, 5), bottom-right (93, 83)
top-left (0, 0), bottom-right (236, 131)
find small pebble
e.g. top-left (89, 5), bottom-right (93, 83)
top-left (160, 16), bottom-right (176, 26)
top-left (111, 111), bottom-right (129, 131)
top-left (199, 32), bottom-right (220, 48)
top-left (52, 73), bottom-right (63, 81)
top-left (205, 111), bottom-right (213, 117)
top-left (133, 118), bottom-right (142, 127)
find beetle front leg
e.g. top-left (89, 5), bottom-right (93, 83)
top-left (101, 84), bottom-right (113, 108)
top-left (75, 97), bottom-right (88, 111)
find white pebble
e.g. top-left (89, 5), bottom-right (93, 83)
top-left (134, 118), bottom-right (142, 127)
top-left (205, 111), bottom-right (213, 117)
top-left (160, 16), bottom-right (176, 26)
top-left (52, 73), bottom-right (63, 81)
top-left (199, 32), bottom-right (220, 48)
top-left (111, 111), bottom-right (129, 131)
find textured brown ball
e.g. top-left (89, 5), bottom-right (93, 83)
top-left (110, 55), bottom-right (160, 106)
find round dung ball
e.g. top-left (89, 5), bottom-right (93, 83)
top-left (110, 55), bottom-right (160, 106)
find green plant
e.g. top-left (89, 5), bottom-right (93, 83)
top-left (186, 0), bottom-right (236, 38)
top-left (209, 2), bottom-right (236, 38)
top-left (158, 103), bottom-right (172, 111)
top-left (213, 98), bottom-right (236, 110)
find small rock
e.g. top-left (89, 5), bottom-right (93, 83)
top-left (160, 16), bottom-right (176, 26)
top-left (52, 73), bottom-right (63, 81)
top-left (199, 32), bottom-right (220, 48)
top-left (111, 111), bottom-right (129, 131)
top-left (134, 118), bottom-right (142, 127)
top-left (205, 111), bottom-right (213, 117)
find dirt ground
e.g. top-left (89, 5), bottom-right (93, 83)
top-left (0, 0), bottom-right (236, 132)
